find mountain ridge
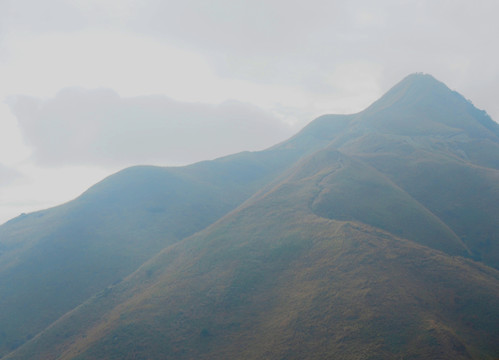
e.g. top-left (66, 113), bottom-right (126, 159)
top-left (360, 73), bottom-right (499, 139)
top-left (7, 151), bottom-right (498, 358)
top-left (1, 73), bottom-right (499, 359)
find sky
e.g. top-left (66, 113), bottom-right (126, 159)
top-left (0, 0), bottom-right (498, 224)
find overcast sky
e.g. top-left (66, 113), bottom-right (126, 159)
top-left (0, 0), bottom-right (498, 224)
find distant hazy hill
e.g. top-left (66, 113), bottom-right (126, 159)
top-left (1, 73), bottom-right (498, 359)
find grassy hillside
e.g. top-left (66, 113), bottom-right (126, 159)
top-left (6, 146), bottom-right (498, 359)
top-left (2, 73), bottom-right (499, 359)
top-left (360, 73), bottom-right (499, 140)
top-left (296, 74), bottom-right (499, 268)
top-left (335, 128), bottom-right (499, 268)
top-left (0, 146), bottom-right (304, 356)
top-left (300, 149), bottom-right (468, 256)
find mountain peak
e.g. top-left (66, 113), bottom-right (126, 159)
top-left (399, 72), bottom-right (441, 85)
top-left (366, 72), bottom-right (451, 112)
top-left (392, 72), bottom-right (452, 98)
top-left (361, 73), bottom-right (499, 139)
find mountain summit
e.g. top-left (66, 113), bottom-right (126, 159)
top-left (362, 73), bottom-right (499, 139)
top-left (1, 74), bottom-right (498, 360)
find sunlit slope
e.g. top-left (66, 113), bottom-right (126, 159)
top-left (7, 146), bottom-right (498, 360)
top-left (0, 147), bottom-right (303, 356)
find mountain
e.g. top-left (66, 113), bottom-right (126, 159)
top-left (0, 147), bottom-right (305, 356)
top-left (1, 73), bottom-right (499, 359)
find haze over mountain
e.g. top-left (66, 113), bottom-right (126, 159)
top-left (2, 0), bottom-right (499, 233)
top-left (0, 73), bottom-right (498, 359)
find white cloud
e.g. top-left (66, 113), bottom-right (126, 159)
top-left (0, 31), bottom-right (216, 99)
top-left (0, 163), bottom-right (22, 186)
top-left (0, 163), bottom-right (25, 224)
top-left (0, 29), bottom-right (341, 127)
top-left (0, 102), bottom-right (31, 165)
top-left (3, 0), bottom-right (497, 120)
top-left (113, 0), bottom-right (499, 121)
top-left (7, 88), bottom-right (294, 167)
top-left (0, 163), bottom-right (110, 225)
top-left (0, 0), bottom-right (87, 35)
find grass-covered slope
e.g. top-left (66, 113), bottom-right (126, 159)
top-left (353, 145), bottom-right (499, 267)
top-left (300, 149), bottom-right (468, 256)
top-left (331, 75), bottom-right (499, 267)
top-left (0, 147), bottom-right (303, 357)
top-left (6, 145), bottom-right (499, 360)
top-left (359, 73), bottom-right (499, 140)
top-left (288, 73), bottom-right (499, 268)
top-left (2, 73), bottom-right (499, 359)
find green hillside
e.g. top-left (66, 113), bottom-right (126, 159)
top-left (294, 73), bottom-right (499, 267)
top-left (6, 137), bottom-right (499, 359)
top-left (303, 149), bottom-right (468, 255)
top-left (1, 73), bottom-right (499, 359)
top-left (0, 147), bottom-right (303, 356)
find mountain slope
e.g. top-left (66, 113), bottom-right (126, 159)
top-left (286, 73), bottom-right (499, 267)
top-left (301, 148), bottom-right (468, 255)
top-left (0, 147), bottom-right (303, 356)
top-left (6, 143), bottom-right (499, 360)
top-left (360, 73), bottom-right (499, 139)
top-left (1, 73), bottom-right (499, 359)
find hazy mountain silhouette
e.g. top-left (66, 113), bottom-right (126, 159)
top-left (1, 73), bottom-right (498, 359)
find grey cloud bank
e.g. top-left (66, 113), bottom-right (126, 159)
top-left (128, 0), bottom-right (499, 120)
top-left (2, 0), bottom-right (499, 121)
top-left (4, 1), bottom-right (499, 112)
top-left (7, 89), bottom-right (294, 167)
